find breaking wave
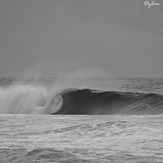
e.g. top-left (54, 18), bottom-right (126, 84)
top-left (52, 88), bottom-right (163, 115)
top-left (0, 82), bottom-right (163, 115)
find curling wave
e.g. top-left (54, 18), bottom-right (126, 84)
top-left (0, 85), bottom-right (163, 115)
top-left (52, 88), bottom-right (163, 115)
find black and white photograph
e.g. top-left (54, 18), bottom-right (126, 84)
top-left (0, 0), bottom-right (163, 162)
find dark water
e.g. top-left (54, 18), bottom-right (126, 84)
top-left (52, 88), bottom-right (163, 115)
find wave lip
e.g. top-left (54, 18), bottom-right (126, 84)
top-left (52, 88), bottom-right (163, 115)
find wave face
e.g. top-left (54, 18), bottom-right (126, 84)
top-left (52, 89), bottom-right (163, 115)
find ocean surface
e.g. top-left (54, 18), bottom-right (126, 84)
top-left (0, 77), bottom-right (163, 162)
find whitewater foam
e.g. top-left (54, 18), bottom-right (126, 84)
top-left (0, 84), bottom-right (49, 114)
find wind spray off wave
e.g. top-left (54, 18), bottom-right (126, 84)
top-left (0, 63), bottom-right (163, 115)
top-left (0, 84), bottom-right (51, 114)
top-left (0, 64), bottom-right (111, 114)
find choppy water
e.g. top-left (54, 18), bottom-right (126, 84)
top-left (0, 115), bottom-right (163, 163)
top-left (0, 77), bottom-right (163, 162)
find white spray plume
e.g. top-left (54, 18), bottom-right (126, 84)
top-left (0, 58), bottom-right (111, 114)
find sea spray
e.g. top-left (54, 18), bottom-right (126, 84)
top-left (0, 77), bottom-right (95, 114)
top-left (0, 84), bottom-right (49, 114)
top-left (0, 64), bottom-right (111, 114)
top-left (49, 67), bottom-right (110, 95)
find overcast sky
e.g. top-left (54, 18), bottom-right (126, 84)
top-left (0, 0), bottom-right (163, 77)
